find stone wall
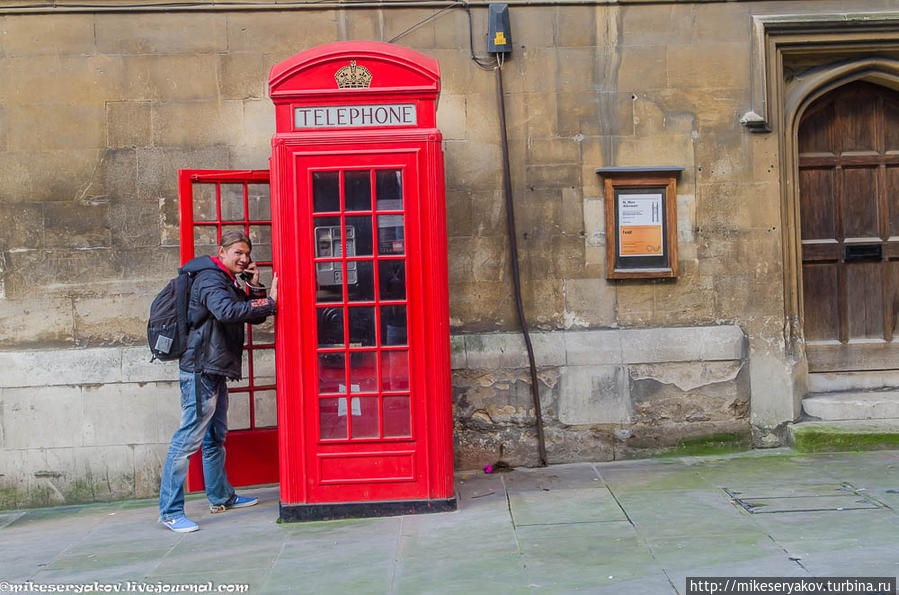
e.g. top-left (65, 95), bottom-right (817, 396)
top-left (1, 1), bottom-right (892, 506)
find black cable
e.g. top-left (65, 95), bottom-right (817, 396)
top-left (387, 3), bottom-right (458, 43)
top-left (465, 2), bottom-right (498, 70)
top-left (494, 58), bottom-right (547, 467)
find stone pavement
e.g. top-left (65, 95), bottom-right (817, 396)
top-left (2, 448), bottom-right (899, 594)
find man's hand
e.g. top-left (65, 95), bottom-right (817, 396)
top-left (270, 274), bottom-right (278, 304)
top-left (244, 261), bottom-right (261, 286)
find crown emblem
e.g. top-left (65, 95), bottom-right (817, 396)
top-left (335, 60), bottom-right (373, 89)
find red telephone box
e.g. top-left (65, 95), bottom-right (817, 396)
top-left (269, 42), bottom-right (455, 520)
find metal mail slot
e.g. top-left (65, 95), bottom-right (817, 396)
top-left (844, 243), bottom-right (882, 262)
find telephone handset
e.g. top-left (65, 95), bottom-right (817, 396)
top-left (239, 257), bottom-right (254, 283)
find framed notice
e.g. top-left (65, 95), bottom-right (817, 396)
top-left (596, 167), bottom-right (682, 279)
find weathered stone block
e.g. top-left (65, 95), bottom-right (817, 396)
top-left (220, 52), bottom-right (266, 101)
top-left (120, 54), bottom-right (219, 102)
top-left (152, 100), bottom-right (244, 147)
top-left (0, 202), bottom-right (42, 250)
top-left (527, 137), bottom-right (581, 165)
top-left (471, 235), bottom-right (507, 283)
top-left (450, 335), bottom-right (467, 370)
top-left (0, 296), bottom-right (74, 348)
top-left (0, 150), bottom-right (100, 204)
top-left (74, 291), bottom-right (149, 347)
top-left (134, 443), bottom-right (168, 498)
top-left (629, 361), bottom-right (749, 425)
top-left (436, 94), bottom-right (466, 142)
top-left (82, 383), bottom-right (159, 446)
top-left (448, 280), bottom-right (517, 332)
top-left (95, 13), bottom-right (227, 54)
top-left (558, 365), bottom-right (631, 424)
top-left (465, 333), bottom-right (528, 369)
top-left (0, 347), bottom-right (122, 389)
top-left (443, 140), bottom-right (502, 192)
top-left (69, 445), bottom-right (136, 501)
top-left (556, 48), bottom-right (600, 93)
top-left (561, 187), bottom-right (583, 235)
top-left (513, 6), bottom-right (557, 49)
top-left (556, 93), bottom-right (601, 137)
top-left (1, 385), bottom-right (84, 449)
top-left (155, 383), bottom-right (183, 443)
top-left (2, 14), bottom-right (95, 56)
top-left (227, 12), bottom-right (338, 54)
top-left (564, 329), bottom-right (622, 365)
top-left (667, 43), bottom-right (749, 91)
top-left (618, 46), bottom-right (668, 91)
top-left (556, 6), bottom-right (597, 47)
top-left (615, 134), bottom-right (694, 169)
top-left (523, 278), bottom-right (566, 330)
top-left (9, 104), bottom-right (105, 151)
top-left (106, 102), bottom-right (151, 148)
top-left (122, 346), bottom-right (179, 383)
top-left (3, 247), bottom-right (119, 298)
top-left (620, 5), bottom-right (673, 47)
top-left (564, 278), bottom-right (617, 328)
top-left (42, 201), bottom-right (111, 249)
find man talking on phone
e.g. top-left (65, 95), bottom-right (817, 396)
top-left (159, 230), bottom-right (278, 533)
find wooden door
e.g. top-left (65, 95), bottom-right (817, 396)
top-left (799, 81), bottom-right (899, 372)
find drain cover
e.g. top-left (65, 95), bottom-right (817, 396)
top-left (724, 483), bottom-right (885, 514)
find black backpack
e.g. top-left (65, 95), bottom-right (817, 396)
top-left (147, 270), bottom-right (195, 361)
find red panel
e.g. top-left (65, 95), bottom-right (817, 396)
top-left (186, 429), bottom-right (279, 492)
top-left (318, 451), bottom-right (415, 484)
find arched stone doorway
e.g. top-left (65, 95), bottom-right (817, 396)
top-left (798, 81), bottom-right (899, 373)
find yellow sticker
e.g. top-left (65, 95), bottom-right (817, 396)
top-left (494, 32), bottom-right (507, 45)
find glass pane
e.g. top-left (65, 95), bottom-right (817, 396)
top-left (228, 392), bottom-right (251, 430)
top-left (320, 398), bottom-right (347, 440)
top-left (317, 307), bottom-right (345, 348)
top-left (381, 305), bottom-right (407, 346)
top-left (314, 216), bottom-right (343, 257)
top-left (318, 353), bottom-right (345, 394)
top-left (193, 226), bottom-right (217, 256)
top-left (314, 217), bottom-right (347, 298)
top-left (232, 351), bottom-right (250, 388)
top-left (349, 351), bottom-right (378, 393)
top-left (344, 170), bottom-right (371, 212)
top-left (312, 171), bottom-right (340, 213)
top-left (347, 260), bottom-right (374, 302)
top-left (247, 184), bottom-right (271, 221)
top-left (345, 215), bottom-right (373, 256)
top-left (376, 170), bottom-right (403, 211)
top-left (254, 390), bottom-right (277, 428)
top-left (350, 397), bottom-right (379, 439)
top-left (221, 183), bottom-right (245, 221)
top-left (381, 351), bottom-right (409, 392)
top-left (378, 215), bottom-right (405, 255)
top-left (248, 225), bottom-right (272, 262)
top-left (348, 306), bottom-right (376, 347)
top-left (252, 348), bottom-right (276, 386)
top-left (252, 315), bottom-right (275, 345)
top-left (383, 396), bottom-right (411, 437)
top-left (378, 260), bottom-right (406, 301)
top-left (192, 183), bottom-right (217, 221)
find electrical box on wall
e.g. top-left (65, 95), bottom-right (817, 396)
top-left (487, 3), bottom-right (512, 54)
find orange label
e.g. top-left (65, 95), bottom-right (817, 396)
top-left (620, 225), bottom-right (663, 256)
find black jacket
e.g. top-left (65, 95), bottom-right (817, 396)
top-left (179, 256), bottom-right (275, 380)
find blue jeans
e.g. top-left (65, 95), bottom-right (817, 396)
top-left (159, 371), bottom-right (235, 521)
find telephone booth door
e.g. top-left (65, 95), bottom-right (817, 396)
top-left (270, 42), bottom-right (454, 520)
top-left (177, 169), bottom-right (280, 491)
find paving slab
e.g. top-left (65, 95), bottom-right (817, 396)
top-left (1, 450), bottom-right (899, 593)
